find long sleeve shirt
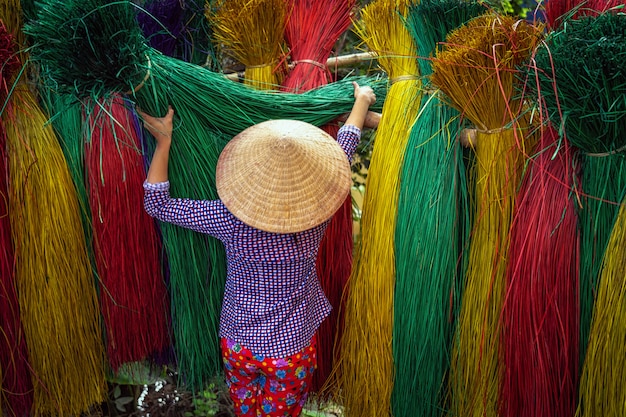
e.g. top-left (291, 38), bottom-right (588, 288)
top-left (143, 124), bottom-right (361, 357)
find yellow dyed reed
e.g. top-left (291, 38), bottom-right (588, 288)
top-left (4, 84), bottom-right (106, 416)
top-left (209, 0), bottom-right (288, 89)
top-left (577, 197), bottom-right (626, 417)
top-left (430, 14), bottom-right (541, 417)
top-left (0, 0), bottom-right (26, 59)
top-left (335, 1), bottom-right (421, 416)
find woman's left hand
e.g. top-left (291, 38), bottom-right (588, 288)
top-left (136, 105), bottom-right (175, 146)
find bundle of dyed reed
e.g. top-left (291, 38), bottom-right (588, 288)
top-left (282, 0), bottom-right (355, 92)
top-left (279, 0), bottom-right (356, 395)
top-left (531, 10), bottom-right (626, 370)
top-left (497, 2), bottom-right (624, 415)
top-left (543, 0), bottom-right (584, 28)
top-left (0, 22), bottom-right (33, 417)
top-left (3, 76), bottom-right (106, 417)
top-left (137, 0), bottom-right (219, 67)
top-left (336, 1), bottom-right (420, 415)
top-left (431, 14), bottom-right (541, 417)
top-left (530, 11), bottom-right (626, 417)
top-left (209, 0), bottom-right (288, 89)
top-left (24, 0), bottom-right (384, 133)
top-left (0, 0), bottom-right (26, 61)
top-left (25, 0), bottom-right (385, 391)
top-left (39, 92), bottom-right (94, 250)
top-left (392, 2), bottom-right (485, 417)
top-left (545, 0), bottom-right (626, 28)
top-left (502, 123), bottom-right (580, 417)
top-left (85, 94), bottom-right (172, 371)
top-left (137, 0), bottom-right (186, 58)
top-left (578, 196), bottom-right (626, 417)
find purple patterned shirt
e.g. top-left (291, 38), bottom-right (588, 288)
top-left (144, 124), bottom-right (361, 357)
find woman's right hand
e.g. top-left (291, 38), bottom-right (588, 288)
top-left (136, 105), bottom-right (175, 146)
top-left (353, 82), bottom-right (376, 107)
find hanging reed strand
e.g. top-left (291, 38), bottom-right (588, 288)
top-left (0, 22), bottom-right (33, 417)
top-left (577, 195), bottom-right (626, 417)
top-left (209, 0), bottom-right (288, 89)
top-left (502, 124), bottom-right (580, 417)
top-left (25, 0), bottom-right (386, 391)
top-left (4, 81), bottom-right (106, 416)
top-left (530, 11), bottom-right (626, 368)
top-left (85, 94), bottom-right (172, 371)
top-left (336, 1), bottom-right (420, 415)
top-left (431, 13), bottom-right (541, 417)
top-left (392, 2), bottom-right (485, 417)
top-left (280, 0), bottom-right (356, 395)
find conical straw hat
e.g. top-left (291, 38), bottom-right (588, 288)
top-left (216, 119), bottom-right (352, 233)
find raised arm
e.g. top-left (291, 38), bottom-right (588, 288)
top-left (138, 105), bottom-right (175, 184)
top-left (344, 81), bottom-right (378, 130)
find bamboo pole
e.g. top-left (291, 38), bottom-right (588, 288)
top-left (222, 51), bottom-right (378, 81)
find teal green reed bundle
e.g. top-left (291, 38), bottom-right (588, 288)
top-left (24, 0), bottom-right (386, 391)
top-left (529, 12), bottom-right (626, 368)
top-left (392, 2), bottom-right (484, 417)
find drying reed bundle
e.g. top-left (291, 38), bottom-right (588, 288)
top-left (544, 0), bottom-right (626, 29)
top-left (502, 121), bottom-right (580, 417)
top-left (0, 0), bottom-right (26, 61)
top-left (336, 0), bottom-right (420, 415)
top-left (392, 2), bottom-right (485, 417)
top-left (138, 0), bottom-right (219, 67)
top-left (0, 22), bottom-right (33, 417)
top-left (209, 0), bottom-right (288, 89)
top-left (40, 92), bottom-right (95, 251)
top-left (498, 2), bottom-right (626, 415)
top-left (137, 0), bottom-right (186, 58)
top-left (85, 94), bottom-right (172, 371)
top-left (3, 79), bottom-right (106, 416)
top-left (279, 0), bottom-right (356, 395)
top-left (577, 196), bottom-right (626, 417)
top-left (25, 0), bottom-right (385, 391)
top-left (530, 11), bottom-right (626, 416)
top-left (281, 0), bottom-right (355, 92)
top-left (430, 14), bottom-right (542, 417)
top-left (544, 0), bottom-right (585, 28)
top-left (531, 11), bottom-right (626, 369)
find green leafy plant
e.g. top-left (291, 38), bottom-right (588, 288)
top-left (185, 384), bottom-right (219, 417)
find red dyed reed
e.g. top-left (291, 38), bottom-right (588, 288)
top-left (281, 0), bottom-right (356, 394)
top-left (0, 23), bottom-right (34, 417)
top-left (502, 125), bottom-right (580, 417)
top-left (545, 0), bottom-right (626, 29)
top-left (86, 94), bottom-right (171, 370)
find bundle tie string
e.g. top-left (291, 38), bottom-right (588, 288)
top-left (585, 143), bottom-right (626, 157)
top-left (476, 126), bottom-right (510, 135)
top-left (125, 55), bottom-right (152, 95)
top-left (390, 75), bottom-right (420, 85)
top-left (246, 60), bottom-right (278, 69)
top-left (291, 59), bottom-right (327, 70)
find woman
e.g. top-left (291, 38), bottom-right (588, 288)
top-left (139, 82), bottom-right (377, 416)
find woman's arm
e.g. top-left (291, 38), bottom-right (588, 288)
top-left (344, 81), bottom-right (377, 130)
top-left (137, 105), bottom-right (174, 184)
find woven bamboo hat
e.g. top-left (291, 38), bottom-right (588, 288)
top-left (216, 119), bottom-right (351, 233)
